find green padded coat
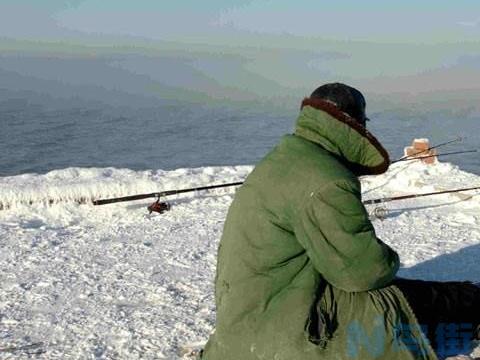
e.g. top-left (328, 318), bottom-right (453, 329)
top-left (201, 98), bottom-right (438, 360)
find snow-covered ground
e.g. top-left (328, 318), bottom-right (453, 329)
top-left (0, 161), bottom-right (479, 359)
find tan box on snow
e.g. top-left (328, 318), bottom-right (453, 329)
top-left (403, 138), bottom-right (437, 165)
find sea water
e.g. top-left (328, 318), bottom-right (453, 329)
top-left (1, 99), bottom-right (479, 177)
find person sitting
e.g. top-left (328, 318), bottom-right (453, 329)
top-left (201, 83), bottom-right (480, 360)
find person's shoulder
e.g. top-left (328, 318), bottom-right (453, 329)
top-left (257, 135), bottom-right (356, 191)
top-left (282, 135), bottom-right (356, 181)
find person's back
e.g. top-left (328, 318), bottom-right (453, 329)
top-left (205, 134), bottom-right (363, 358)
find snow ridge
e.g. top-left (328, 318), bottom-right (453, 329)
top-left (0, 166), bottom-right (251, 210)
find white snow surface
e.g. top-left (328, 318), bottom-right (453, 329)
top-left (0, 161), bottom-right (479, 359)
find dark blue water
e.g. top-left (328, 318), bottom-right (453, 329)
top-left (1, 99), bottom-right (479, 176)
top-left (0, 99), bottom-right (294, 176)
top-left (370, 109), bottom-right (480, 175)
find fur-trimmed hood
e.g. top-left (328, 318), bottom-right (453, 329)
top-left (295, 98), bottom-right (390, 176)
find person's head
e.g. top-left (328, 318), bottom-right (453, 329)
top-left (310, 83), bottom-right (368, 126)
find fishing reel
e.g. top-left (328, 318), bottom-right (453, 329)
top-left (147, 197), bottom-right (171, 214)
top-left (369, 206), bottom-right (389, 221)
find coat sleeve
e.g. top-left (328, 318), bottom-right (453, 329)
top-left (295, 179), bottom-right (400, 292)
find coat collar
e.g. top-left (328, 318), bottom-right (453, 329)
top-left (295, 98), bottom-right (390, 176)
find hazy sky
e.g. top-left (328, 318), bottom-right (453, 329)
top-left (1, 0), bottom-right (479, 107)
top-left (1, 0), bottom-right (479, 44)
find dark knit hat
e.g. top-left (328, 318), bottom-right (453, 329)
top-left (310, 83), bottom-right (369, 126)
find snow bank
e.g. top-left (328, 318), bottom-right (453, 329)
top-left (0, 166), bottom-right (251, 210)
top-left (0, 162), bottom-right (479, 359)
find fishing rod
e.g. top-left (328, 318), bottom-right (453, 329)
top-left (93, 181), bottom-right (244, 206)
top-left (93, 181), bottom-right (480, 215)
top-left (364, 185), bottom-right (480, 220)
top-left (363, 185), bottom-right (480, 205)
top-left (0, 183), bottom-right (244, 210)
top-left (393, 149), bottom-right (477, 163)
top-left (92, 149), bottom-right (476, 206)
top-left (392, 136), bottom-right (463, 164)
